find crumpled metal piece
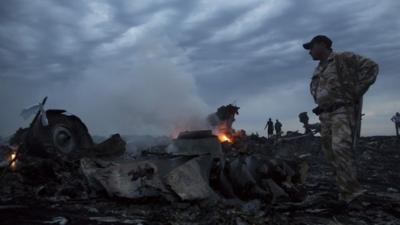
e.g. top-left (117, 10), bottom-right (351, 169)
top-left (80, 158), bottom-right (169, 199)
top-left (81, 153), bottom-right (218, 201)
top-left (165, 155), bottom-right (216, 200)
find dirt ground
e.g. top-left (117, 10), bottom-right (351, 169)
top-left (0, 136), bottom-right (399, 225)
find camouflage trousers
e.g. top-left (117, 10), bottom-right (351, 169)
top-left (319, 106), bottom-right (362, 196)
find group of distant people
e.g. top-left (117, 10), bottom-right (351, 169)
top-left (263, 112), bottom-right (400, 139)
top-left (264, 118), bottom-right (282, 138)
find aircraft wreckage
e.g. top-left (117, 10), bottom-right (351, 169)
top-left (1, 99), bottom-right (400, 224)
top-left (0, 99), bottom-right (308, 204)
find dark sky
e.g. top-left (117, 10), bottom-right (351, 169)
top-left (1, 0), bottom-right (399, 137)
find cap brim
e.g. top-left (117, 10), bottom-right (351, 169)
top-left (303, 42), bottom-right (312, 50)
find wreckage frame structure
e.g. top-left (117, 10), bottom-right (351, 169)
top-left (0, 102), bottom-right (399, 225)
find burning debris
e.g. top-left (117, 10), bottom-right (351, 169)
top-left (207, 104), bottom-right (240, 142)
top-left (0, 100), bottom-right (399, 224)
top-left (0, 101), bottom-right (307, 204)
top-left (0, 98), bottom-right (126, 201)
top-left (0, 145), bottom-right (18, 171)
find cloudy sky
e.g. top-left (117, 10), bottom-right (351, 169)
top-left (1, 0), bottom-right (399, 137)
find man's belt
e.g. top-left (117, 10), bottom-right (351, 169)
top-left (312, 102), bottom-right (353, 115)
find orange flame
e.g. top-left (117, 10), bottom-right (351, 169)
top-left (218, 134), bottom-right (232, 143)
top-left (9, 152), bottom-right (17, 170)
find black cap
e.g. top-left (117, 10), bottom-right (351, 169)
top-left (303, 35), bottom-right (332, 50)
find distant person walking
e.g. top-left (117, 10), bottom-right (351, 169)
top-left (275, 119), bottom-right (282, 137)
top-left (391, 112), bottom-right (400, 137)
top-left (264, 118), bottom-right (274, 138)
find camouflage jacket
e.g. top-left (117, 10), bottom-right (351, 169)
top-left (310, 52), bottom-right (379, 108)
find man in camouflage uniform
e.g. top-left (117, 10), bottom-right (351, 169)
top-left (303, 35), bottom-right (379, 203)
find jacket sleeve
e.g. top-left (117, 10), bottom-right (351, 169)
top-left (341, 52), bottom-right (379, 97)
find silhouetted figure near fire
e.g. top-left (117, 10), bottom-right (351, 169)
top-left (275, 119), bottom-right (282, 137)
top-left (264, 118), bottom-right (274, 138)
top-left (391, 112), bottom-right (400, 137)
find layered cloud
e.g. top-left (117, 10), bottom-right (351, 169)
top-left (0, 0), bottom-right (399, 136)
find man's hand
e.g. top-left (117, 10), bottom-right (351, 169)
top-left (312, 106), bottom-right (322, 115)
